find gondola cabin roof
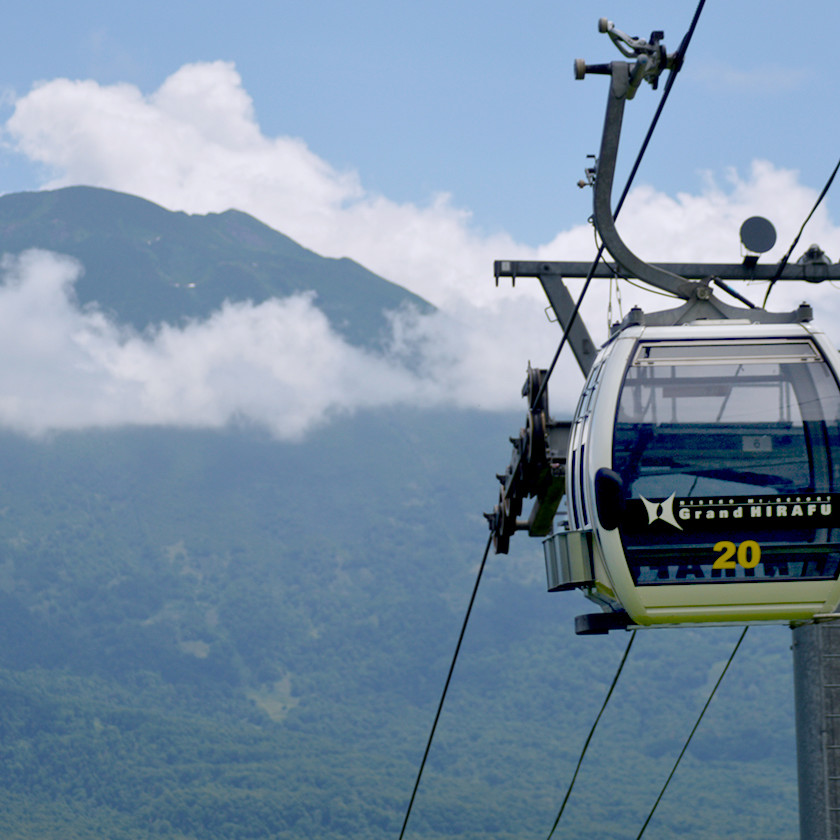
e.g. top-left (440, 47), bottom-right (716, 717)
top-left (550, 320), bottom-right (840, 627)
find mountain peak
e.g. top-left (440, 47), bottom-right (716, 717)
top-left (0, 186), bottom-right (432, 347)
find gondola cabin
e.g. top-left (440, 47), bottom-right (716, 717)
top-left (546, 321), bottom-right (840, 627)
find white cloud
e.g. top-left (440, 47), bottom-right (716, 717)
top-left (0, 250), bottom-right (572, 438)
top-left (3, 62), bottom-right (840, 437)
top-left (5, 62), bottom-right (526, 312)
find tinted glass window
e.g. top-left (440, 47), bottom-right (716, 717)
top-left (612, 341), bottom-right (840, 585)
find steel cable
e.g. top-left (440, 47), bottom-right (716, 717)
top-left (398, 4), bottom-right (709, 838)
top-left (763, 155), bottom-right (840, 306)
top-left (634, 627), bottom-right (749, 839)
top-left (397, 534), bottom-right (493, 840)
top-left (544, 630), bottom-right (637, 840)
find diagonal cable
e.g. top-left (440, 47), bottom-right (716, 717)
top-left (635, 627), bottom-right (748, 839)
top-left (397, 534), bottom-right (493, 840)
top-left (763, 155), bottom-right (840, 306)
top-left (400, 5), bottom-right (709, 838)
top-left (545, 629), bottom-right (637, 840)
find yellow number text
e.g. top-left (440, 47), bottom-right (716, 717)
top-left (713, 539), bottom-right (761, 570)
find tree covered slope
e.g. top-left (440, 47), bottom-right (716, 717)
top-left (0, 413), bottom-right (799, 840)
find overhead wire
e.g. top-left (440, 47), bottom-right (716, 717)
top-left (544, 630), bottom-right (637, 840)
top-left (634, 627), bottom-right (749, 839)
top-left (621, 275), bottom-right (681, 298)
top-left (762, 154), bottom-right (840, 307)
top-left (399, 3), bottom-right (709, 837)
top-left (397, 534), bottom-right (493, 840)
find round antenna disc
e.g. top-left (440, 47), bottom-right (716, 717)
top-left (740, 216), bottom-right (777, 253)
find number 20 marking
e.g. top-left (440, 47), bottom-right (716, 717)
top-left (713, 540), bottom-right (761, 569)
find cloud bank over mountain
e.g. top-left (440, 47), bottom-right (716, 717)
top-left (0, 249), bottom-right (557, 438)
top-left (3, 62), bottom-right (840, 437)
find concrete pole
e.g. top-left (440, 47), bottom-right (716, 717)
top-left (792, 620), bottom-right (840, 839)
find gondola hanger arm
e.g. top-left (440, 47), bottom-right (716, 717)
top-left (577, 30), bottom-right (698, 300)
top-left (566, 21), bottom-right (823, 326)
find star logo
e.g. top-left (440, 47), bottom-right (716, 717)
top-left (639, 493), bottom-right (683, 530)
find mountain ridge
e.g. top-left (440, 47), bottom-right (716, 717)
top-left (0, 185), bottom-right (432, 347)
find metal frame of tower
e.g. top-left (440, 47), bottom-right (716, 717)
top-left (794, 623), bottom-right (840, 839)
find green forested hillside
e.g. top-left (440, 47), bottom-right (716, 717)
top-left (0, 411), bottom-right (799, 839)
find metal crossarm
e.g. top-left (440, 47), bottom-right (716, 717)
top-left (495, 259), bottom-right (840, 283)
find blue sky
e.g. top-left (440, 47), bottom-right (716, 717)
top-left (3, 0), bottom-right (838, 244)
top-left (1, 1), bottom-right (840, 435)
